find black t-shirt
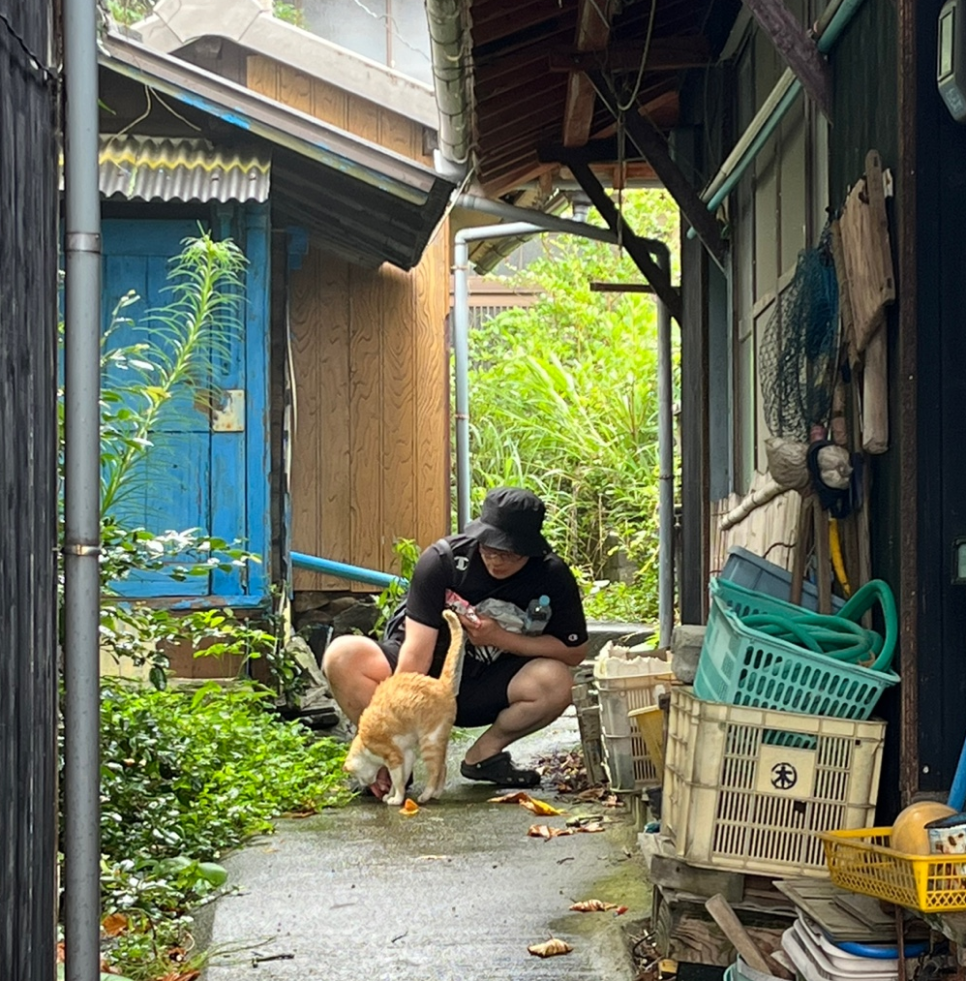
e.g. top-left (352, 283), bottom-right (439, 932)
top-left (386, 533), bottom-right (588, 672)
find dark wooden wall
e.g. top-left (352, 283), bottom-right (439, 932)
top-left (902, 0), bottom-right (966, 796)
top-left (0, 0), bottom-right (59, 975)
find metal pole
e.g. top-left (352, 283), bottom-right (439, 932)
top-left (453, 234), bottom-right (472, 530)
top-left (655, 244), bottom-right (674, 649)
top-left (62, 0), bottom-right (102, 972)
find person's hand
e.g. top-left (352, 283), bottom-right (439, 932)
top-left (457, 612), bottom-right (505, 647)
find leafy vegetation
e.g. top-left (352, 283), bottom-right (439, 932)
top-left (467, 190), bottom-right (680, 623)
top-left (107, 0), bottom-right (305, 28)
top-left (58, 232), bottom-right (351, 980)
top-left (91, 679), bottom-right (349, 979)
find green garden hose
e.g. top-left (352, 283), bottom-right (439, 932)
top-left (733, 579), bottom-right (897, 673)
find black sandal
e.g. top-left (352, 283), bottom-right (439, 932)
top-left (460, 751), bottom-right (540, 787)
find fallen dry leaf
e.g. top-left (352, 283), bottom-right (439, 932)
top-left (399, 798), bottom-right (420, 815)
top-left (528, 937), bottom-right (574, 958)
top-left (488, 791), bottom-right (532, 804)
top-left (520, 797), bottom-right (564, 817)
top-left (614, 906), bottom-right (629, 915)
top-left (157, 972), bottom-right (200, 981)
top-left (489, 791), bottom-right (564, 816)
top-left (528, 824), bottom-right (573, 839)
top-left (101, 912), bottom-right (128, 937)
top-left (570, 899), bottom-right (618, 912)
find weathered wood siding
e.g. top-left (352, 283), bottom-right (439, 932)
top-left (288, 232), bottom-right (451, 590)
top-left (0, 0), bottom-right (58, 973)
top-left (246, 57), bottom-right (450, 589)
top-left (246, 56), bottom-right (433, 165)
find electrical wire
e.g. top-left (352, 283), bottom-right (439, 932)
top-left (616, 0), bottom-right (658, 112)
top-left (0, 9), bottom-right (59, 85)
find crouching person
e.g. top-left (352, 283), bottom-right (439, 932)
top-left (323, 487), bottom-right (589, 798)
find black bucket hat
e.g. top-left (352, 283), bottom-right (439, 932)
top-left (464, 487), bottom-right (551, 557)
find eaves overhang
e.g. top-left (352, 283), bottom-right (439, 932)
top-left (99, 33), bottom-right (457, 269)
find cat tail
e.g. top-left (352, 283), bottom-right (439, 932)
top-left (439, 609), bottom-right (466, 694)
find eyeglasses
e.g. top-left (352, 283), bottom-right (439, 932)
top-left (479, 545), bottom-right (524, 562)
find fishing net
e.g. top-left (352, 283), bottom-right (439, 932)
top-left (760, 229), bottom-right (840, 442)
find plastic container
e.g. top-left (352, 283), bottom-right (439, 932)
top-left (629, 705), bottom-right (665, 781)
top-left (661, 687), bottom-right (885, 877)
top-left (694, 578), bottom-right (899, 720)
top-left (593, 648), bottom-right (673, 792)
top-left (818, 827), bottom-right (966, 912)
top-left (721, 546), bottom-right (844, 612)
top-left (781, 917), bottom-right (916, 981)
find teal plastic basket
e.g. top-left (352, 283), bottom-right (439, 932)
top-left (694, 578), bottom-right (899, 720)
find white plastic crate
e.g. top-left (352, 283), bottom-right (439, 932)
top-left (662, 687), bottom-right (885, 877)
top-left (593, 656), bottom-right (672, 792)
top-left (601, 732), bottom-right (661, 791)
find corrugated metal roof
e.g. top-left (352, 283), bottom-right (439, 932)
top-left (98, 136), bottom-right (270, 203)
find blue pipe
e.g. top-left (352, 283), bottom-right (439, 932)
top-left (290, 551), bottom-right (408, 590)
top-left (687, 0), bottom-right (866, 238)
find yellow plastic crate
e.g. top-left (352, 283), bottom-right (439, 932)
top-left (818, 827), bottom-right (966, 913)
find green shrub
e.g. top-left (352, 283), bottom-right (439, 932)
top-left (467, 190), bottom-right (680, 622)
top-left (88, 678), bottom-right (350, 978)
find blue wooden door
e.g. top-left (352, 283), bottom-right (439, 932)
top-left (101, 211), bottom-right (270, 605)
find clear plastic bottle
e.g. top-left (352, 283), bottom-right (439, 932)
top-left (524, 594), bottom-right (551, 635)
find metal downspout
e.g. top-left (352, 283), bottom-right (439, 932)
top-left (688, 0), bottom-right (866, 238)
top-left (62, 0), bottom-right (102, 975)
top-left (453, 221), bottom-right (547, 529)
top-left (452, 202), bottom-right (675, 648)
top-left (425, 0), bottom-right (470, 170)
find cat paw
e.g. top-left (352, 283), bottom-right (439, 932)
top-left (416, 788), bottom-right (439, 804)
top-left (384, 792), bottom-right (405, 806)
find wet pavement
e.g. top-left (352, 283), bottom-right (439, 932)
top-left (198, 707), bottom-right (650, 980)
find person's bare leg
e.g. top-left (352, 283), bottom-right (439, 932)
top-left (323, 635), bottom-right (393, 796)
top-left (462, 658), bottom-right (574, 766)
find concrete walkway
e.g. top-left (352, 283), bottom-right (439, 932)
top-left (199, 707), bottom-right (650, 981)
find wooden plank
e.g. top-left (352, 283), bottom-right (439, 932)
top-left (290, 246), bottom-right (324, 590)
top-left (704, 894), bottom-right (785, 978)
top-left (380, 263), bottom-right (418, 573)
top-left (348, 265), bottom-right (384, 592)
top-left (561, 0), bottom-right (613, 147)
top-left (413, 223), bottom-right (451, 547)
top-left (839, 151), bottom-right (896, 353)
top-left (278, 63), bottom-right (313, 116)
top-left (379, 107), bottom-right (420, 161)
top-left (311, 76), bottom-right (348, 130)
top-left (650, 856), bottom-right (745, 904)
top-left (742, 0), bottom-right (831, 116)
top-left (245, 54), bottom-right (278, 101)
top-left (348, 92), bottom-right (382, 147)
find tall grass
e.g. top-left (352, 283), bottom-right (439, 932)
top-left (466, 191), bottom-right (680, 622)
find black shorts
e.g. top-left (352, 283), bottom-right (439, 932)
top-left (377, 641), bottom-right (528, 728)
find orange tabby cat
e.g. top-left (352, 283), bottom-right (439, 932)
top-left (344, 609), bottom-right (465, 805)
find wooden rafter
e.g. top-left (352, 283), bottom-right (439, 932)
top-left (587, 71), bottom-right (727, 269)
top-left (742, 0), bottom-right (830, 116)
top-left (562, 0), bottom-right (615, 148)
top-left (550, 37), bottom-right (712, 74)
top-left (549, 153), bottom-right (682, 321)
